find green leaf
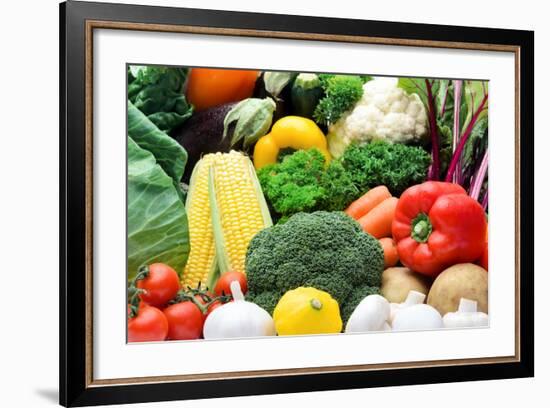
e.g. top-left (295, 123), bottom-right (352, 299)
top-left (127, 137), bottom-right (190, 281)
top-left (462, 116), bottom-right (488, 173)
top-left (436, 120), bottom-right (453, 178)
top-left (263, 71), bottom-right (297, 98)
top-left (222, 97), bottom-right (276, 148)
top-left (128, 100), bottom-right (187, 183)
top-left (127, 65), bottom-right (193, 132)
top-left (398, 77), bottom-right (441, 107)
top-left (463, 80), bottom-right (489, 129)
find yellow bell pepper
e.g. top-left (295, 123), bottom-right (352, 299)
top-left (253, 116), bottom-right (331, 169)
top-left (273, 287), bottom-right (342, 335)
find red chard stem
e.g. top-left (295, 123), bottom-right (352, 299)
top-left (445, 93), bottom-right (488, 182)
top-left (440, 81), bottom-right (449, 117)
top-left (481, 190), bottom-right (488, 211)
top-left (425, 79), bottom-right (440, 180)
top-left (469, 149), bottom-right (488, 201)
top-left (452, 80), bottom-right (463, 184)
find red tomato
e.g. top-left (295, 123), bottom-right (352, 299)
top-left (214, 271), bottom-right (247, 296)
top-left (128, 304), bottom-right (168, 343)
top-left (163, 301), bottom-right (204, 340)
top-left (137, 263), bottom-right (180, 307)
top-left (206, 300), bottom-right (223, 315)
top-left (186, 68), bottom-right (258, 111)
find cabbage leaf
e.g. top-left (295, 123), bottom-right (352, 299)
top-left (127, 100), bottom-right (187, 183)
top-left (127, 137), bottom-right (189, 280)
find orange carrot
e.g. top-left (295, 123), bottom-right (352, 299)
top-left (358, 197), bottom-right (398, 239)
top-left (379, 237), bottom-right (399, 268)
top-left (345, 186), bottom-right (392, 220)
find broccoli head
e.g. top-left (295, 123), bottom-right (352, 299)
top-left (245, 290), bottom-right (283, 315)
top-left (245, 211), bottom-right (384, 320)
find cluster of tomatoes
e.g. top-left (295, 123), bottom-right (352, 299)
top-left (127, 263), bottom-right (247, 342)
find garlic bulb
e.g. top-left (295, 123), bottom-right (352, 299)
top-left (203, 281), bottom-right (276, 339)
top-left (443, 298), bottom-right (489, 328)
top-left (345, 294), bottom-right (391, 333)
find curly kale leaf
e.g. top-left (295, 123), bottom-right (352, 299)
top-left (339, 141), bottom-right (431, 196)
top-left (128, 65), bottom-right (193, 133)
top-left (258, 149), bottom-right (358, 220)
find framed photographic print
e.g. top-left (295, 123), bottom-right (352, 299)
top-left (59, 0), bottom-right (534, 406)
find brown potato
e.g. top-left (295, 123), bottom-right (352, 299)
top-left (427, 263), bottom-right (488, 316)
top-left (380, 267), bottom-right (432, 303)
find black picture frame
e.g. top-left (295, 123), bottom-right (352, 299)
top-left (60, 1), bottom-right (534, 406)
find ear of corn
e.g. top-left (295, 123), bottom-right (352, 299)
top-left (182, 154), bottom-right (218, 289)
top-left (182, 151), bottom-right (272, 290)
top-left (209, 151), bottom-right (272, 276)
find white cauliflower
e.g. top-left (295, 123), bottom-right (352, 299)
top-left (326, 78), bottom-right (428, 158)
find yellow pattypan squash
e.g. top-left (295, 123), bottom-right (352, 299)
top-left (273, 287), bottom-right (342, 335)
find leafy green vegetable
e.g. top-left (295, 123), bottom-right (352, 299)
top-left (128, 65), bottom-right (193, 133)
top-left (463, 80), bottom-right (489, 126)
top-left (436, 121), bottom-right (453, 179)
top-left (245, 211), bottom-right (384, 319)
top-left (339, 141), bottom-right (431, 196)
top-left (398, 77), bottom-right (443, 108)
top-left (313, 75), bottom-right (365, 126)
top-left (398, 78), bottom-right (488, 203)
top-left (127, 100), bottom-right (187, 184)
top-left (257, 149), bottom-right (358, 220)
top-left (461, 116), bottom-right (488, 187)
top-left (127, 137), bottom-right (189, 281)
top-left (443, 80), bottom-right (488, 186)
top-left (260, 141), bottom-right (431, 220)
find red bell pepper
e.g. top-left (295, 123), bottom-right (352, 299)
top-left (478, 242), bottom-right (489, 271)
top-left (392, 181), bottom-right (487, 277)
top-left (478, 226), bottom-right (489, 271)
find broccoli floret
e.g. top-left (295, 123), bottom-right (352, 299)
top-left (245, 211), bottom-right (384, 322)
top-left (340, 285), bottom-right (381, 324)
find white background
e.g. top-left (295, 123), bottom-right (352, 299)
top-left (0, 0), bottom-right (544, 407)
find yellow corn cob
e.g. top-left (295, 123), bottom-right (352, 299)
top-left (209, 151), bottom-right (272, 275)
top-left (182, 154), bottom-right (218, 288)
